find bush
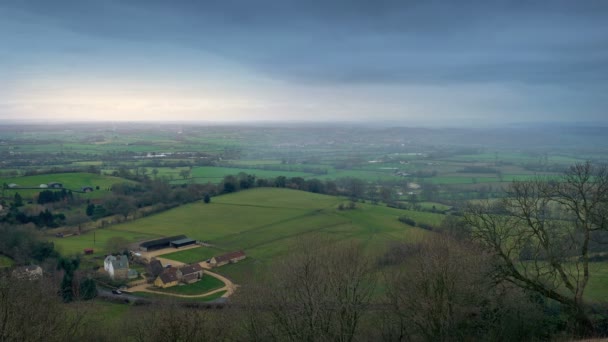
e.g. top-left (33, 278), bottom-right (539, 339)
top-left (398, 216), bottom-right (416, 226)
top-left (417, 223), bottom-right (434, 231)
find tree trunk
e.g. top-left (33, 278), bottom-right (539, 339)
top-left (571, 304), bottom-right (594, 337)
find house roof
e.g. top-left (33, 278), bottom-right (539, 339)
top-left (140, 235), bottom-right (187, 248)
top-left (159, 269), bottom-right (179, 284)
top-left (180, 263), bottom-right (203, 275)
top-left (214, 251), bottom-right (246, 263)
top-left (105, 255), bottom-right (129, 270)
top-left (149, 259), bottom-right (164, 276)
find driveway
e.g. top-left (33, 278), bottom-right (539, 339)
top-left (128, 269), bottom-right (235, 298)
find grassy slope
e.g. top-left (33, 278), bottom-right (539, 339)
top-left (106, 188), bottom-right (435, 281)
top-left (51, 229), bottom-right (158, 256)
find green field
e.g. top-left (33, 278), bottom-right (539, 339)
top-left (162, 247), bottom-right (221, 264)
top-left (53, 188), bottom-right (434, 281)
top-left (154, 275), bottom-right (225, 295)
top-left (51, 229), bottom-right (158, 256)
top-left (2, 172), bottom-right (132, 199)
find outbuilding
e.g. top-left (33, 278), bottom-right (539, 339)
top-left (170, 238), bottom-right (197, 249)
top-left (209, 251), bottom-right (246, 267)
top-left (139, 235), bottom-right (187, 251)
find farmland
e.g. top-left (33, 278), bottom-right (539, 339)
top-left (53, 188), bottom-right (434, 281)
top-left (2, 172), bottom-right (132, 200)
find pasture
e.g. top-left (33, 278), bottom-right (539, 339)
top-left (2, 172), bottom-right (132, 199)
top-left (51, 228), bottom-right (158, 256)
top-left (62, 188), bottom-right (434, 281)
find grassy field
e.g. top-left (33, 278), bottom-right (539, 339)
top-left (101, 188), bottom-right (434, 281)
top-left (2, 172), bottom-right (132, 199)
top-left (576, 262), bottom-right (608, 303)
top-left (51, 228), bottom-right (158, 256)
top-left (154, 275), bottom-right (225, 295)
top-left (162, 247), bottom-right (222, 264)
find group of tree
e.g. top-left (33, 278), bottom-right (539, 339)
top-left (1, 206), bottom-right (66, 228)
top-left (37, 189), bottom-right (73, 204)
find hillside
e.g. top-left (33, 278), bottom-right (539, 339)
top-left (52, 188), bottom-right (439, 280)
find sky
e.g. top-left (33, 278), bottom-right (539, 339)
top-left (0, 0), bottom-right (607, 125)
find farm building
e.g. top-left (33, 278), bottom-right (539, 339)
top-left (104, 255), bottom-right (129, 280)
top-left (170, 238), bottom-right (197, 248)
top-left (148, 259), bottom-right (165, 278)
top-left (139, 235), bottom-right (187, 251)
top-left (209, 251), bottom-right (246, 267)
top-left (39, 184), bottom-right (48, 188)
top-left (7, 183), bottom-right (18, 188)
top-left (47, 182), bottom-right (63, 189)
top-left (12, 265), bottom-right (43, 280)
top-left (154, 268), bottom-right (179, 288)
top-left (81, 186), bottom-right (94, 192)
top-left (178, 263), bottom-right (204, 284)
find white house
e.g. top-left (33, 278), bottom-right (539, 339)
top-left (103, 255), bottom-right (129, 280)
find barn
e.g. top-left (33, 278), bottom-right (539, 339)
top-left (139, 235), bottom-right (187, 251)
top-left (170, 238), bottom-right (197, 248)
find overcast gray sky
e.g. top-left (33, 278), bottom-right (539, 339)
top-left (1, 0), bottom-right (607, 125)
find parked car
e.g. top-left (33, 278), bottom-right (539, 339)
top-left (112, 289), bottom-right (122, 295)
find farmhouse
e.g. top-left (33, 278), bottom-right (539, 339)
top-left (47, 182), bottom-right (63, 189)
top-left (104, 255), bottom-right (129, 280)
top-left (178, 263), bottom-right (204, 284)
top-left (139, 235), bottom-right (187, 251)
top-left (154, 268), bottom-right (179, 288)
top-left (12, 265), bottom-right (43, 280)
top-left (209, 251), bottom-right (246, 267)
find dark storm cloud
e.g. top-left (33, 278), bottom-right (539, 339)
top-left (3, 0), bottom-right (607, 86)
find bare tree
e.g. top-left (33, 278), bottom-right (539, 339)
top-left (122, 302), bottom-right (230, 342)
top-left (382, 236), bottom-right (545, 342)
top-left (0, 276), bottom-right (88, 341)
top-left (464, 162), bottom-right (608, 335)
top-left (236, 237), bottom-right (376, 342)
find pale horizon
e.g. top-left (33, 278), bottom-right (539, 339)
top-left (1, 1), bottom-right (607, 125)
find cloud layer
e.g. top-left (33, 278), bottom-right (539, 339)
top-left (1, 0), bottom-right (607, 124)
